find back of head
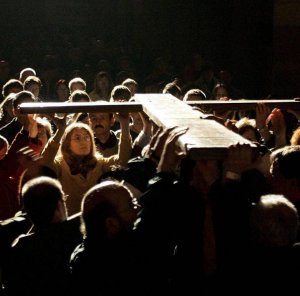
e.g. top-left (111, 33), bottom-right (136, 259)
top-left (21, 176), bottom-right (64, 226)
top-left (271, 145), bottom-right (300, 182)
top-left (162, 82), bottom-right (182, 99)
top-left (110, 85), bottom-right (131, 102)
top-left (81, 180), bottom-right (135, 239)
top-left (183, 88), bottom-right (206, 101)
top-left (13, 90), bottom-right (35, 110)
top-left (19, 67), bottom-right (36, 82)
top-left (250, 194), bottom-right (299, 247)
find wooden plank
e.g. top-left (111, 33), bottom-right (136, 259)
top-left (186, 99), bottom-right (300, 112)
top-left (18, 102), bottom-right (143, 114)
top-left (134, 94), bottom-right (255, 159)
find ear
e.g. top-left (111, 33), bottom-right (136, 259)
top-left (105, 216), bottom-right (120, 238)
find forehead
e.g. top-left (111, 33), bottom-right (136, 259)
top-left (71, 127), bottom-right (89, 135)
top-left (89, 112), bottom-right (110, 119)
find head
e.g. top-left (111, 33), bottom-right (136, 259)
top-left (19, 68), bottom-right (36, 83)
top-left (12, 90), bottom-right (35, 124)
top-left (60, 122), bottom-right (96, 158)
top-left (23, 75), bottom-right (42, 99)
top-left (80, 179), bottom-right (140, 240)
top-left (55, 79), bottom-right (69, 102)
top-left (110, 85), bottom-right (131, 102)
top-left (122, 78), bottom-right (138, 96)
top-left (212, 83), bottom-right (229, 100)
top-left (94, 71), bottom-right (113, 94)
top-left (0, 93), bottom-right (15, 123)
top-left (21, 176), bottom-right (67, 226)
top-left (183, 88), bottom-right (207, 101)
top-left (70, 90), bottom-right (91, 103)
top-left (250, 194), bottom-right (299, 247)
top-left (0, 135), bottom-right (8, 160)
top-left (162, 82), bottom-right (182, 99)
top-left (68, 77), bottom-right (86, 94)
top-left (270, 145), bottom-right (300, 203)
top-left (89, 110), bottom-right (114, 139)
top-left (235, 117), bottom-right (260, 142)
top-left (2, 79), bottom-right (23, 98)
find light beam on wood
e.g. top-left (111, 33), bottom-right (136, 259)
top-left (186, 99), bottom-right (300, 112)
top-left (18, 102), bottom-right (143, 114)
top-left (134, 94), bottom-right (256, 159)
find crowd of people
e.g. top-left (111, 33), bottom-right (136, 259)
top-left (0, 53), bottom-right (300, 296)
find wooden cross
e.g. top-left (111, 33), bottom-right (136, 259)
top-left (19, 94), bottom-right (255, 159)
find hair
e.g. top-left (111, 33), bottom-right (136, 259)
top-left (162, 82), bottom-right (182, 98)
top-left (80, 180), bottom-right (132, 237)
top-left (23, 75), bottom-right (42, 89)
top-left (250, 194), bottom-right (299, 247)
top-left (19, 68), bottom-right (36, 81)
top-left (58, 122), bottom-right (98, 176)
top-left (0, 93), bottom-right (15, 121)
top-left (2, 79), bottom-right (23, 98)
top-left (122, 78), bottom-right (138, 87)
top-left (271, 145), bottom-right (300, 186)
top-left (68, 77), bottom-right (86, 92)
top-left (12, 90), bottom-right (35, 109)
top-left (235, 117), bottom-right (260, 142)
top-left (21, 176), bottom-right (64, 226)
top-left (110, 85), bottom-right (131, 101)
top-left (93, 71), bottom-right (113, 93)
top-left (211, 83), bottom-right (230, 100)
top-left (290, 127), bottom-right (300, 145)
top-left (70, 90), bottom-right (91, 102)
top-left (183, 88), bottom-right (206, 101)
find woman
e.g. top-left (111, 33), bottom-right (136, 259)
top-left (41, 114), bottom-right (131, 216)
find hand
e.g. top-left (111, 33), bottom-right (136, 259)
top-left (156, 126), bottom-right (188, 173)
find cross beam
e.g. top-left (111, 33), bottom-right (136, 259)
top-left (18, 95), bottom-right (255, 159)
top-left (18, 101), bottom-right (143, 114)
top-left (186, 99), bottom-right (300, 112)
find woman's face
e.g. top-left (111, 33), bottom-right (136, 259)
top-left (69, 128), bottom-right (92, 156)
top-left (57, 84), bottom-right (69, 101)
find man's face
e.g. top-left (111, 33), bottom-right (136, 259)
top-left (89, 112), bottom-right (114, 137)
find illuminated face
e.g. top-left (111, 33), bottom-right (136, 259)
top-left (57, 84), bottom-right (69, 101)
top-left (70, 83), bottom-right (85, 94)
top-left (70, 128), bottom-right (92, 156)
top-left (215, 86), bottom-right (228, 100)
top-left (89, 113), bottom-right (113, 137)
top-left (27, 83), bottom-right (40, 99)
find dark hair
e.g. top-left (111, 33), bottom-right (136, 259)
top-left (21, 176), bottom-right (63, 226)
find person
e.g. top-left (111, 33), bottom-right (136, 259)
top-left (54, 79), bottom-right (69, 102)
top-left (89, 71), bottom-right (113, 102)
top-left (41, 113), bottom-right (132, 216)
top-left (122, 78), bottom-right (138, 96)
top-left (1, 176), bottom-right (81, 296)
top-left (1, 79), bottom-right (23, 103)
top-left (23, 75), bottom-right (42, 101)
top-left (69, 179), bottom-right (141, 295)
top-left (88, 107), bottom-right (119, 157)
top-left (223, 194), bottom-right (300, 296)
top-left (110, 84), bottom-right (131, 102)
top-left (0, 90), bottom-right (35, 144)
top-left (162, 81), bottom-right (182, 99)
top-left (183, 88), bottom-right (207, 102)
top-left (68, 77), bottom-right (86, 94)
top-left (19, 68), bottom-right (36, 83)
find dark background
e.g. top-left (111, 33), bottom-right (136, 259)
top-left (0, 0), bottom-right (275, 98)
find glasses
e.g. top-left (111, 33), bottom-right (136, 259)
top-left (71, 135), bottom-right (91, 142)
